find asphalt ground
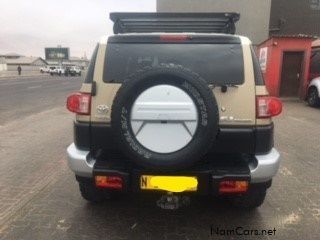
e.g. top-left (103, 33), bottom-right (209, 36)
top-left (0, 75), bottom-right (319, 240)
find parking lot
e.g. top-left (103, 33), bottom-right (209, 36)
top-left (0, 75), bottom-right (319, 240)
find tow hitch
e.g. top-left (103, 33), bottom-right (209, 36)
top-left (156, 193), bottom-right (190, 210)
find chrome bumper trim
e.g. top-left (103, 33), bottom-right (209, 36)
top-left (250, 148), bottom-right (281, 183)
top-left (67, 143), bottom-right (95, 177)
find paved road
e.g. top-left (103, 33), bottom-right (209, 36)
top-left (0, 76), bottom-right (320, 239)
top-left (0, 75), bottom-right (82, 125)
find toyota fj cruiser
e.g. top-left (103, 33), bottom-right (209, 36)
top-left (66, 13), bottom-right (282, 209)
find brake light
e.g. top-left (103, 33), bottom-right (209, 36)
top-left (66, 92), bottom-right (91, 115)
top-left (219, 180), bottom-right (249, 194)
top-left (95, 176), bottom-right (123, 189)
top-left (160, 35), bottom-right (188, 42)
top-left (256, 96), bottom-right (282, 118)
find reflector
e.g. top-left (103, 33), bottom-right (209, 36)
top-left (219, 180), bottom-right (249, 194)
top-left (95, 176), bottom-right (123, 189)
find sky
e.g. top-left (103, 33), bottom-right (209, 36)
top-left (0, 0), bottom-right (156, 58)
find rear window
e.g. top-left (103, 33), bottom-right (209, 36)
top-left (103, 43), bottom-right (244, 85)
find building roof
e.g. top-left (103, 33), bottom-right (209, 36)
top-left (270, 34), bottom-right (316, 39)
top-left (0, 52), bottom-right (24, 58)
top-left (6, 57), bottom-right (47, 65)
top-left (0, 57), bottom-right (6, 64)
top-left (69, 56), bottom-right (89, 62)
top-left (259, 34), bottom-right (316, 45)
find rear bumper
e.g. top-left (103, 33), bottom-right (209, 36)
top-left (67, 143), bottom-right (94, 178)
top-left (67, 143), bottom-right (280, 185)
top-left (250, 148), bottom-right (281, 183)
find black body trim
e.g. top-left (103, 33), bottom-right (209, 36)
top-left (93, 155), bottom-right (251, 195)
top-left (73, 121), bottom-right (274, 155)
top-left (108, 34), bottom-right (241, 44)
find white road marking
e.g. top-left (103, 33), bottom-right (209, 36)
top-left (27, 85), bottom-right (42, 90)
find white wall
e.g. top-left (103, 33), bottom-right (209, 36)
top-left (0, 63), bottom-right (8, 71)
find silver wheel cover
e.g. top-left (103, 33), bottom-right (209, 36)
top-left (130, 85), bottom-right (198, 154)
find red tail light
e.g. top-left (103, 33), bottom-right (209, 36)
top-left (95, 176), bottom-right (123, 189)
top-left (66, 92), bottom-right (91, 115)
top-left (256, 96), bottom-right (282, 118)
top-left (160, 35), bottom-right (188, 42)
top-left (219, 180), bottom-right (249, 194)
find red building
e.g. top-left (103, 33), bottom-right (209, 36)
top-left (257, 36), bottom-right (314, 99)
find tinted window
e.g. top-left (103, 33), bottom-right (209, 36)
top-left (251, 46), bottom-right (265, 85)
top-left (104, 43), bottom-right (244, 85)
top-left (84, 44), bottom-right (99, 83)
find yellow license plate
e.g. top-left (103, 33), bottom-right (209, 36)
top-left (140, 175), bottom-right (198, 193)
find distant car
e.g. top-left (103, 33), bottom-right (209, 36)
top-left (307, 77), bottom-right (320, 107)
top-left (69, 66), bottom-right (82, 76)
top-left (40, 66), bottom-right (50, 73)
top-left (48, 66), bottom-right (57, 75)
top-left (50, 66), bottom-right (65, 76)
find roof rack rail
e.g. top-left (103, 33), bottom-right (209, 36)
top-left (110, 12), bottom-right (240, 35)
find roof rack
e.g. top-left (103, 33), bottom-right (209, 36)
top-left (110, 12), bottom-right (240, 35)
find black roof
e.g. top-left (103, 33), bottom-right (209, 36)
top-left (110, 12), bottom-right (240, 35)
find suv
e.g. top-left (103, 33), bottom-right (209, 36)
top-left (50, 66), bottom-right (65, 76)
top-left (66, 13), bottom-right (282, 209)
top-left (40, 66), bottom-right (50, 73)
top-left (69, 66), bottom-right (82, 76)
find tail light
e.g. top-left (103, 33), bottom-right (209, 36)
top-left (160, 35), bottom-right (188, 42)
top-left (66, 92), bottom-right (91, 115)
top-left (219, 180), bottom-right (249, 194)
top-left (95, 176), bottom-right (123, 189)
top-left (256, 96), bottom-right (282, 118)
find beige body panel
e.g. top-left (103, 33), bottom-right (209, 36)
top-left (78, 36), bottom-right (271, 127)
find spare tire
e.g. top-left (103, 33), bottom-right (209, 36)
top-left (111, 64), bottom-right (219, 170)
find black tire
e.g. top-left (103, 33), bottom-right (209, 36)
top-left (50, 72), bottom-right (53, 76)
top-left (78, 181), bottom-right (105, 203)
top-left (79, 72), bottom-right (81, 76)
top-left (111, 64), bottom-right (219, 170)
top-left (228, 186), bottom-right (267, 209)
top-left (307, 87), bottom-right (320, 107)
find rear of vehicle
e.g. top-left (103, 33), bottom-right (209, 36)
top-left (40, 66), bottom-right (50, 73)
top-left (51, 66), bottom-right (65, 76)
top-left (66, 13), bottom-right (282, 209)
top-left (69, 66), bottom-right (82, 76)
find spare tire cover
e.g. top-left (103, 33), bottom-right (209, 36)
top-left (111, 64), bottom-right (219, 170)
